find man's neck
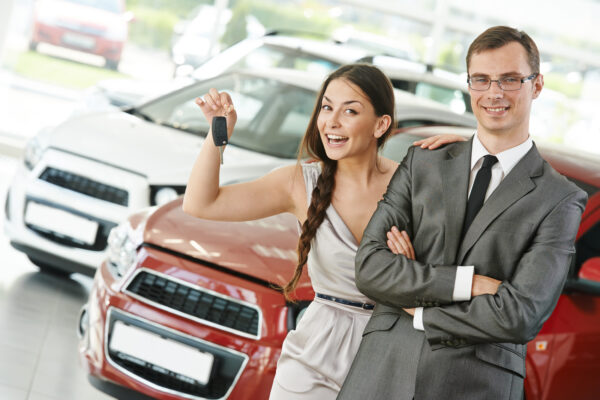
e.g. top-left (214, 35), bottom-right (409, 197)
top-left (476, 129), bottom-right (530, 155)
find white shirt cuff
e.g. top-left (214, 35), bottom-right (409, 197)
top-left (452, 266), bottom-right (474, 301)
top-left (413, 307), bottom-right (424, 331)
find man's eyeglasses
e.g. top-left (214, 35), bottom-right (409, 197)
top-left (467, 73), bottom-right (539, 91)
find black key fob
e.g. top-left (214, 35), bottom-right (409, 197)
top-left (212, 116), bottom-right (228, 146)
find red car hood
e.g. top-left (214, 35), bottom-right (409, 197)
top-left (143, 199), bottom-right (306, 288)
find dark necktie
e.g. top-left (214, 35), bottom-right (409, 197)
top-left (462, 155), bottom-right (498, 237)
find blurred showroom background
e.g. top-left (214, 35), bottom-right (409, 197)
top-left (0, 0), bottom-right (599, 155)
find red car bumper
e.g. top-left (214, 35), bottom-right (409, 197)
top-left (78, 245), bottom-right (298, 400)
top-left (32, 22), bottom-right (123, 62)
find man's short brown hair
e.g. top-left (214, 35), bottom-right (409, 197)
top-left (466, 26), bottom-right (540, 74)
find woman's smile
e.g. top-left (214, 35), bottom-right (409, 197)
top-left (325, 134), bottom-right (350, 146)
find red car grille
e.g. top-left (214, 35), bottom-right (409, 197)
top-left (125, 271), bottom-right (261, 338)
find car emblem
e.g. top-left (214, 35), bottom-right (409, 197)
top-left (535, 341), bottom-right (548, 351)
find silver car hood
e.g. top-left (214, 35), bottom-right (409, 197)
top-left (44, 111), bottom-right (293, 184)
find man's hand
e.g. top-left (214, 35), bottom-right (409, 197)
top-left (413, 134), bottom-right (467, 150)
top-left (403, 308), bottom-right (416, 316)
top-left (386, 226), bottom-right (415, 260)
top-left (471, 274), bottom-right (501, 297)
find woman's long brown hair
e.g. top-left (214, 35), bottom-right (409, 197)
top-left (283, 64), bottom-right (396, 301)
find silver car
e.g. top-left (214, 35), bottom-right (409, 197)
top-left (4, 67), bottom-right (475, 276)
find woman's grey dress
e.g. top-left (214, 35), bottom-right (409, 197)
top-left (269, 163), bottom-right (374, 399)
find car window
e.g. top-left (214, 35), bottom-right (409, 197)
top-left (64, 0), bottom-right (122, 13)
top-left (390, 78), bottom-right (472, 114)
top-left (230, 45), bottom-right (340, 75)
top-left (137, 73), bottom-right (316, 159)
top-left (572, 182), bottom-right (600, 273)
top-left (575, 220), bottom-right (600, 273)
top-left (380, 133), bottom-right (423, 162)
top-left (415, 83), bottom-right (467, 115)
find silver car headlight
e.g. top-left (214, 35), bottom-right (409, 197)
top-left (154, 187), bottom-right (179, 206)
top-left (23, 136), bottom-right (45, 170)
top-left (106, 220), bottom-right (145, 278)
top-left (150, 185), bottom-right (185, 206)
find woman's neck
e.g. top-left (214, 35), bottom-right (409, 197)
top-left (335, 151), bottom-right (381, 187)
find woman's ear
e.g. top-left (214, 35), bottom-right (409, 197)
top-left (374, 115), bottom-right (392, 139)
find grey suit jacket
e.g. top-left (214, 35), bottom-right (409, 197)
top-left (338, 139), bottom-right (587, 400)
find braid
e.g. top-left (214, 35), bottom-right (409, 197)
top-left (283, 161), bottom-right (337, 301)
top-left (281, 63), bottom-right (394, 300)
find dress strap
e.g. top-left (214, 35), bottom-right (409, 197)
top-left (301, 162), bottom-right (322, 206)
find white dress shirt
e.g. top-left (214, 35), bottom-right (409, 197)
top-left (413, 133), bottom-right (533, 331)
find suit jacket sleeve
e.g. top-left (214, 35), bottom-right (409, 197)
top-left (355, 146), bottom-right (459, 308)
top-left (422, 188), bottom-right (587, 345)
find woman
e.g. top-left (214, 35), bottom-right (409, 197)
top-left (183, 64), bottom-right (465, 399)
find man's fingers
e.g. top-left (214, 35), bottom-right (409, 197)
top-left (413, 134), bottom-right (467, 150)
top-left (386, 231), bottom-right (401, 254)
top-left (387, 230), bottom-right (404, 255)
top-left (391, 227), bottom-right (411, 258)
top-left (413, 136), bottom-right (438, 149)
top-left (400, 230), bottom-right (416, 260)
top-left (387, 239), bottom-right (399, 254)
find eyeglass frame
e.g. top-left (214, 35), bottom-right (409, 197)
top-left (467, 73), bottom-right (539, 91)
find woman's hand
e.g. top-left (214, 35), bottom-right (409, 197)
top-left (413, 134), bottom-right (467, 150)
top-left (195, 88), bottom-right (238, 139)
top-left (386, 226), bottom-right (415, 260)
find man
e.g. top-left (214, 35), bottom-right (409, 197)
top-left (338, 26), bottom-right (587, 400)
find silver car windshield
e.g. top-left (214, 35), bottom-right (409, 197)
top-left (137, 73), bottom-right (316, 159)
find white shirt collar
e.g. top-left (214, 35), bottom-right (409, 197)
top-left (471, 133), bottom-right (533, 176)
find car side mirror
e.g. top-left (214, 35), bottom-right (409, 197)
top-left (579, 257), bottom-right (600, 283)
top-left (566, 257), bottom-right (600, 295)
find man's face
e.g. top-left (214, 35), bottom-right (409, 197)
top-left (468, 41), bottom-right (543, 139)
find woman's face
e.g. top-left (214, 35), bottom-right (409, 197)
top-left (316, 78), bottom-right (387, 161)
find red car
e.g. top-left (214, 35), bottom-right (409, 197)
top-left (78, 127), bottom-right (600, 399)
top-left (30, 0), bottom-right (132, 69)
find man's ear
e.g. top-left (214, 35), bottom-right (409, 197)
top-left (532, 73), bottom-right (544, 99)
top-left (374, 115), bottom-right (392, 139)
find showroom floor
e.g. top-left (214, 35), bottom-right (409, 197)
top-left (0, 155), bottom-right (112, 400)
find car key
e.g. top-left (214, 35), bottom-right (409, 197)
top-left (212, 116), bottom-right (228, 164)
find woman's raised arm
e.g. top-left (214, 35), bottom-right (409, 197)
top-left (182, 89), bottom-right (306, 222)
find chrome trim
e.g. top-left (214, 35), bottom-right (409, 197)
top-left (122, 267), bottom-right (263, 340)
top-left (104, 307), bottom-right (249, 400)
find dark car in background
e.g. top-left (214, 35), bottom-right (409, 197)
top-left (78, 126), bottom-right (600, 399)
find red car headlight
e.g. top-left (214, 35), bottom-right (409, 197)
top-left (106, 220), bottom-right (144, 278)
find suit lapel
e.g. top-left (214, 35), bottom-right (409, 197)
top-left (441, 140), bottom-right (472, 264)
top-left (457, 144), bottom-right (545, 264)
